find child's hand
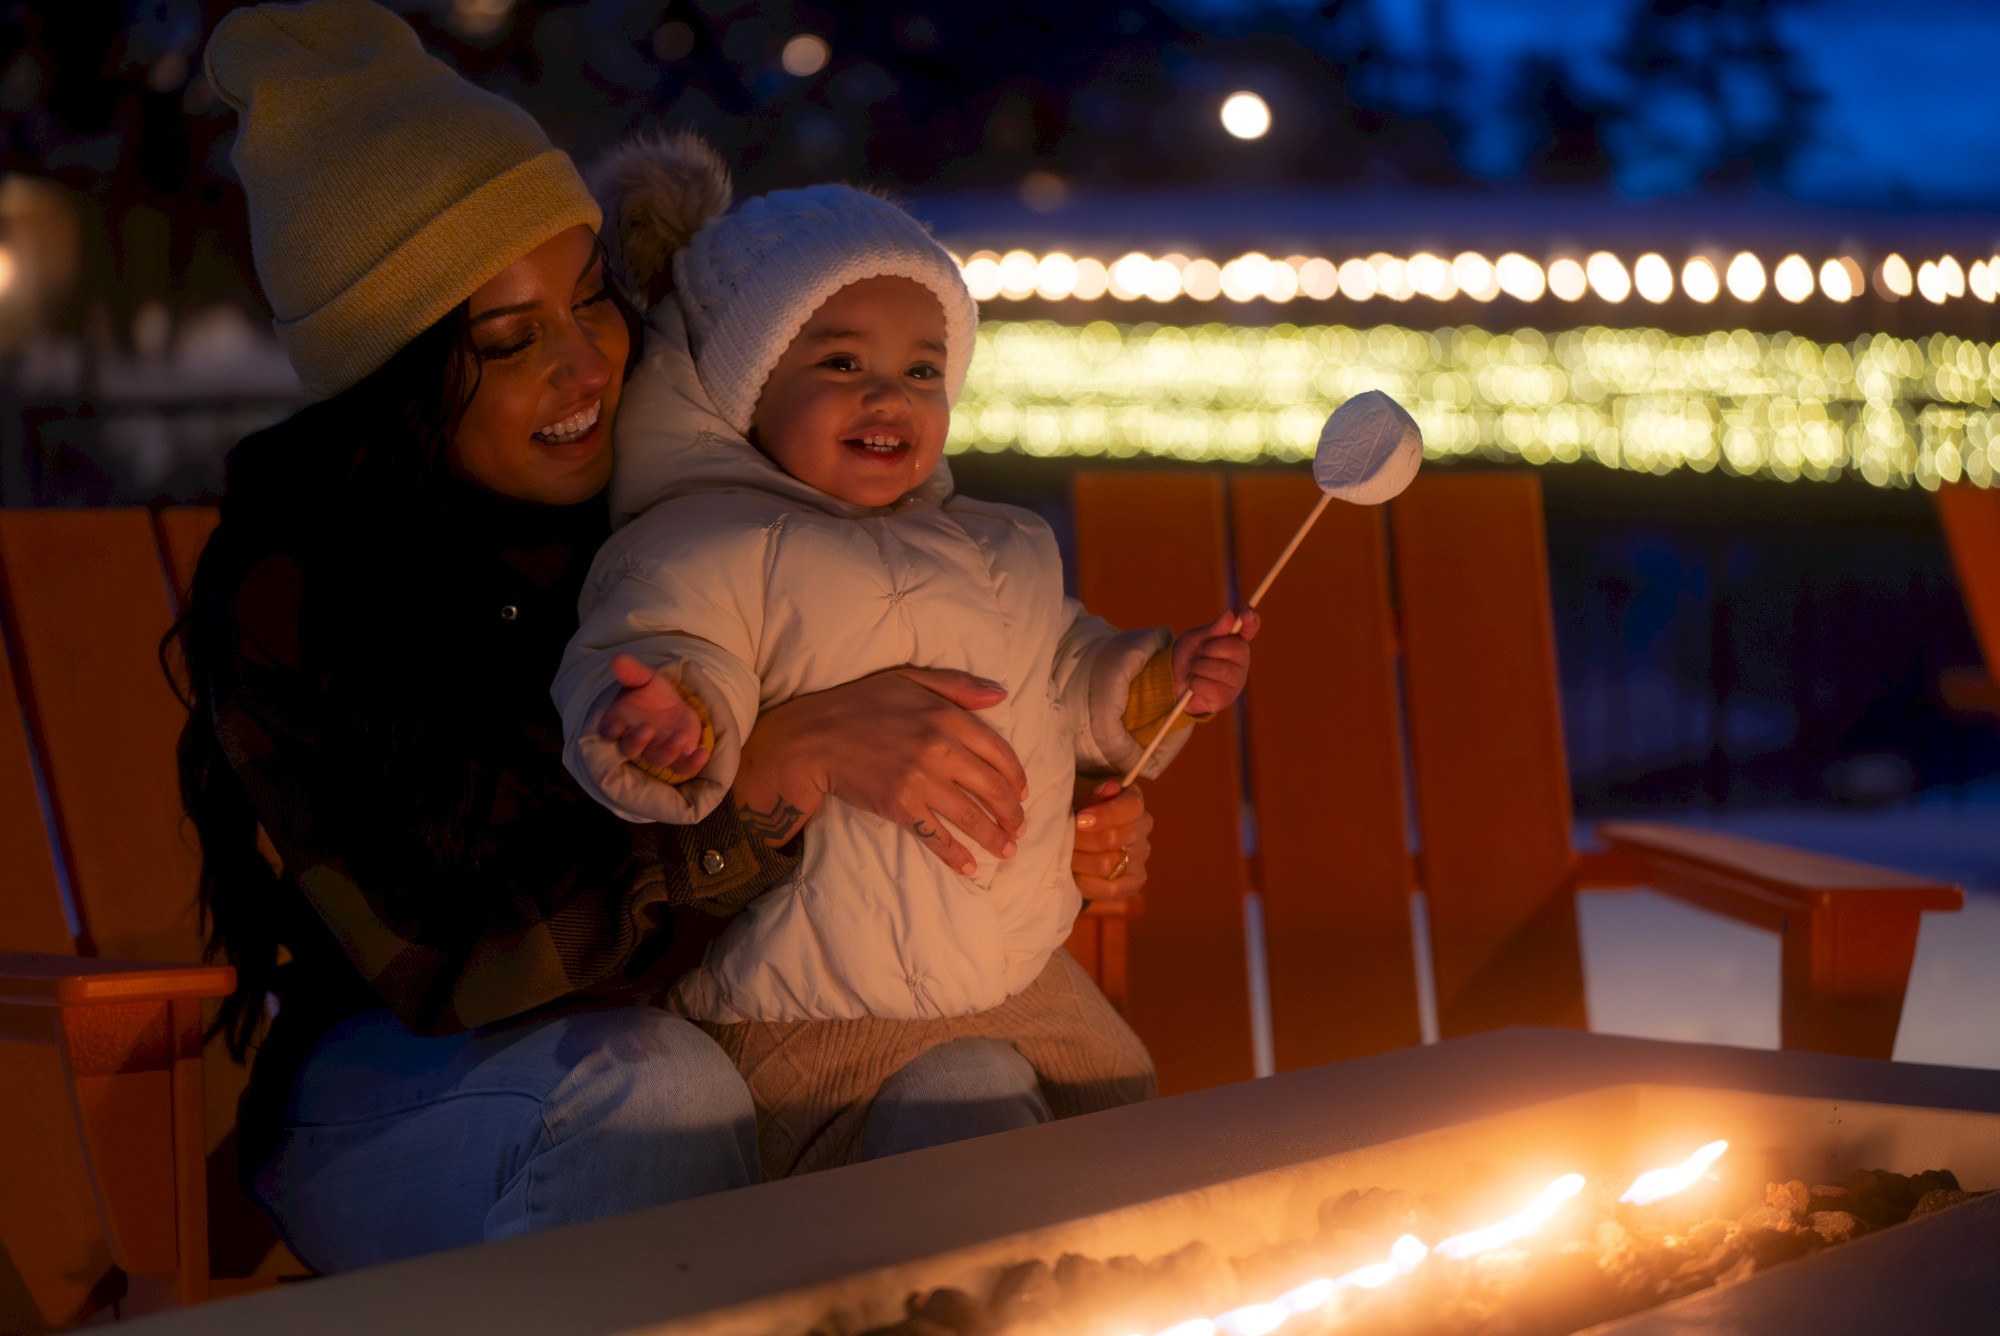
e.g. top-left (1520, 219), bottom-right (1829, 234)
top-left (598, 653), bottom-right (713, 779)
top-left (1171, 609), bottom-right (1260, 716)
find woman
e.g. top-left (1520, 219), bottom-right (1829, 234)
top-left (181, 0), bottom-right (1153, 1274)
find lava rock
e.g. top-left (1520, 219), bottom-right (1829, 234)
top-left (1739, 1227), bottom-right (1818, 1270)
top-left (906, 1287), bottom-right (990, 1334)
top-left (1910, 1188), bottom-right (1980, 1219)
top-left (1765, 1180), bottom-right (1811, 1215)
top-left (988, 1260), bottom-right (1057, 1323)
top-left (1805, 1210), bottom-right (1860, 1244)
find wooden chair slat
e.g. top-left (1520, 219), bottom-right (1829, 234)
top-left (157, 507), bottom-right (221, 608)
top-left (1389, 473), bottom-right (1586, 1038)
top-left (0, 510), bottom-right (201, 964)
top-left (1230, 475), bottom-right (1422, 1069)
top-left (1073, 472), bottom-right (1256, 1093)
top-left (0, 618), bottom-right (71, 957)
top-left (1936, 482), bottom-right (2000, 683)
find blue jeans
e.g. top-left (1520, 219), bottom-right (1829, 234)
top-left (251, 1008), bottom-right (1050, 1273)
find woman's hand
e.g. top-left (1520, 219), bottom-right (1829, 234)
top-left (734, 668), bottom-right (1029, 875)
top-left (1071, 778), bottom-right (1152, 904)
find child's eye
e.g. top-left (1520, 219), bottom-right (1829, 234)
top-left (575, 287), bottom-right (612, 311)
top-left (907, 362), bottom-right (942, 380)
top-left (477, 334), bottom-right (535, 362)
top-left (819, 354), bottom-right (860, 372)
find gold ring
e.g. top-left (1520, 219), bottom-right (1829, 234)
top-left (1110, 848), bottom-right (1132, 880)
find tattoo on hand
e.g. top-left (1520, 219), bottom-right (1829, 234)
top-left (738, 794), bottom-right (805, 846)
top-left (913, 818), bottom-right (939, 839)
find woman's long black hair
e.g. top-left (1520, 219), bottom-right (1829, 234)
top-left (167, 258), bottom-right (643, 1060)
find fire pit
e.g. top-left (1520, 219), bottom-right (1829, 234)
top-left (125, 1032), bottom-right (2000, 1336)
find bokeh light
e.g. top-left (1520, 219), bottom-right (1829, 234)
top-left (1585, 251), bottom-right (1631, 302)
top-left (949, 319), bottom-right (2000, 494)
top-left (1878, 253), bottom-right (1914, 298)
top-left (1547, 258), bottom-right (1587, 301)
top-left (1682, 257), bottom-right (1720, 303)
top-left (1453, 252), bottom-right (1499, 302)
top-left (1220, 91), bottom-right (1271, 140)
top-left (780, 33), bottom-right (829, 76)
top-left (1819, 258), bottom-right (1854, 302)
top-left (1337, 257), bottom-right (1379, 301)
top-left (1495, 253), bottom-right (1546, 302)
top-left (1725, 252), bottom-right (1766, 301)
top-left (1774, 254), bottom-right (1814, 302)
top-left (1633, 253), bottom-right (1674, 303)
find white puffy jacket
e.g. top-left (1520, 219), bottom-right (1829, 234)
top-left (554, 298), bottom-right (1189, 1023)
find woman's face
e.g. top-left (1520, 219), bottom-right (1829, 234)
top-left (449, 225), bottom-right (629, 505)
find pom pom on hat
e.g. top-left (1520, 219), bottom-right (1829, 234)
top-left (589, 128), bottom-right (733, 312)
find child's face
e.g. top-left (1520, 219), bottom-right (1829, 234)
top-left (750, 276), bottom-right (950, 509)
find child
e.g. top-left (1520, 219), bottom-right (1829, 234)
top-left (554, 133), bottom-right (1254, 1175)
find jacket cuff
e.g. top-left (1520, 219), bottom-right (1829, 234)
top-left (1070, 628), bottom-right (1195, 781)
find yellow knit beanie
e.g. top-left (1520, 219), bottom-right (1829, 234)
top-left (204, 0), bottom-right (602, 399)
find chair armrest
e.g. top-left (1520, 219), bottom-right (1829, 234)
top-left (1583, 820), bottom-right (1962, 1059)
top-left (1582, 821), bottom-right (1962, 931)
top-left (0, 953), bottom-right (236, 1008)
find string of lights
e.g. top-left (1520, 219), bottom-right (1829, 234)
top-left (952, 248), bottom-right (2000, 308)
top-left (947, 320), bottom-right (2000, 491)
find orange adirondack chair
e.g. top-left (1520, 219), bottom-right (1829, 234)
top-left (0, 506), bottom-right (296, 1327)
top-left (1064, 468), bottom-right (1964, 1094)
top-left (1936, 481), bottom-right (2000, 720)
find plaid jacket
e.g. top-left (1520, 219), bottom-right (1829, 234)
top-left (202, 442), bottom-right (797, 1080)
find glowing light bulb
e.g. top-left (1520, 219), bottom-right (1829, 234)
top-left (1634, 253), bottom-right (1673, 302)
top-left (1879, 253), bottom-right (1913, 298)
top-left (1109, 252), bottom-right (1153, 301)
top-left (1547, 258), bottom-right (1587, 302)
top-left (780, 33), bottom-right (829, 76)
top-left (1034, 252), bottom-right (1079, 300)
top-left (1338, 257), bottom-right (1379, 301)
top-left (1585, 251), bottom-right (1631, 302)
top-left (1621, 1140), bottom-right (1729, 1205)
top-left (1071, 257), bottom-right (1109, 300)
top-left (1940, 255), bottom-right (1966, 297)
top-left (1725, 252), bottom-right (1766, 301)
top-left (1182, 257), bottom-right (1224, 301)
top-left (1495, 252), bottom-right (1545, 301)
top-left (1298, 256), bottom-right (1339, 300)
top-left (997, 249), bottom-right (1039, 300)
top-left (1682, 257), bottom-right (1719, 303)
top-left (1774, 254), bottom-right (1814, 303)
top-left (1918, 260), bottom-right (1946, 303)
top-left (1220, 92), bottom-right (1271, 140)
top-left (1453, 251), bottom-right (1498, 301)
top-left (961, 252), bottom-right (1002, 301)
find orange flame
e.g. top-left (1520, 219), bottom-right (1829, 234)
top-left (1433, 1174), bottom-right (1586, 1259)
top-left (1619, 1141), bottom-right (1729, 1205)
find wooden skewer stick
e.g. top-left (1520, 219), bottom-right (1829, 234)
top-left (1118, 490), bottom-right (1335, 788)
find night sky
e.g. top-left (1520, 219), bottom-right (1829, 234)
top-left (1212, 0), bottom-right (2000, 207)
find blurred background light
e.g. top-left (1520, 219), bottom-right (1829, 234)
top-left (1633, 253), bottom-right (1674, 303)
top-left (1220, 91), bottom-right (1271, 140)
top-left (1585, 251), bottom-right (1631, 302)
top-left (1495, 252), bottom-right (1546, 301)
top-left (1819, 258), bottom-right (1854, 302)
top-left (780, 33), bottom-right (830, 77)
top-left (1453, 252), bottom-right (1498, 302)
top-left (1725, 252), bottom-right (1767, 301)
top-left (1878, 253), bottom-right (1914, 298)
top-left (1681, 257), bottom-right (1720, 303)
top-left (1774, 253), bottom-right (1815, 302)
top-left (1548, 257), bottom-right (1587, 301)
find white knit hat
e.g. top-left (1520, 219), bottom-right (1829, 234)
top-left (675, 186), bottom-right (977, 434)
